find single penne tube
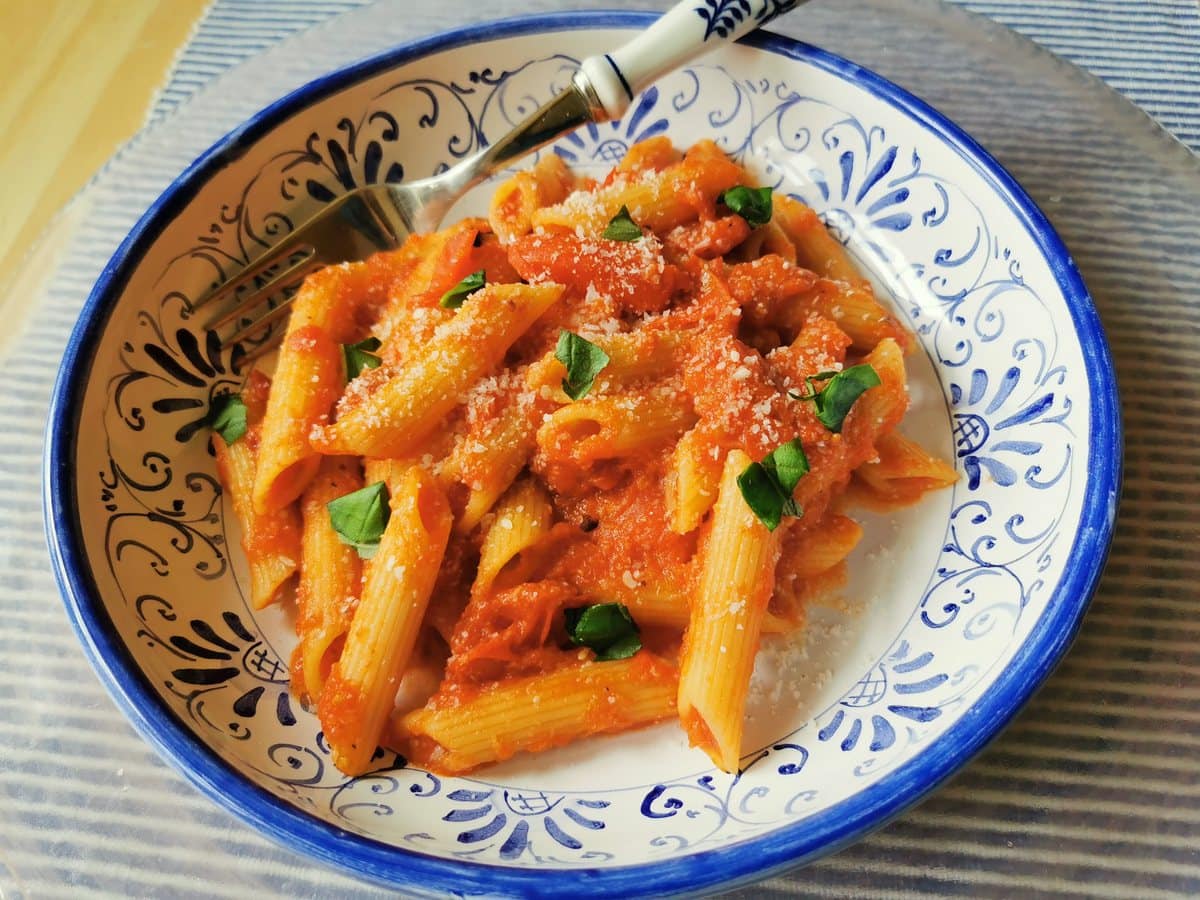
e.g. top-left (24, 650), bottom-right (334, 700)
top-left (804, 278), bottom-right (914, 354)
top-left (471, 479), bottom-right (553, 601)
top-left (677, 449), bottom-right (782, 773)
top-left (488, 154), bottom-right (576, 243)
top-left (611, 134), bottom-right (681, 175)
top-left (402, 653), bottom-right (678, 775)
top-left (780, 513), bottom-right (863, 579)
top-left (319, 466), bottom-right (452, 776)
top-left (214, 422), bottom-right (303, 610)
top-left (773, 193), bottom-right (862, 283)
top-left (853, 431), bottom-right (959, 504)
top-left (579, 579), bottom-right (794, 635)
top-left (665, 426), bottom-right (723, 534)
top-left (845, 337), bottom-right (909, 436)
top-left (312, 282), bottom-right (565, 458)
top-left (213, 371), bottom-right (301, 610)
top-left (292, 455), bottom-right (363, 704)
top-left (252, 263), bottom-right (368, 514)
top-left (532, 140), bottom-right (745, 235)
top-left (536, 383), bottom-right (697, 468)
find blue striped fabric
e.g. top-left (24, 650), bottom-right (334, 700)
top-left (149, 0), bottom-right (1200, 153)
top-left (2, 1), bottom-right (1196, 898)
top-left (953, 0), bottom-right (1200, 149)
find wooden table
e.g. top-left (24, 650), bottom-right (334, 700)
top-left (0, 0), bottom-right (211, 291)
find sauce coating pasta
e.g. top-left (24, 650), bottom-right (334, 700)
top-left (212, 137), bottom-right (956, 777)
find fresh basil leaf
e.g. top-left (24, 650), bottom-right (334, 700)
top-left (326, 481), bottom-right (390, 558)
top-left (209, 392), bottom-right (247, 445)
top-left (761, 438), bottom-right (810, 495)
top-left (736, 462), bottom-right (787, 532)
top-left (601, 205), bottom-right (643, 242)
top-left (596, 632), bottom-right (642, 662)
top-left (719, 185), bottom-right (773, 228)
top-left (342, 336), bottom-right (382, 381)
top-left (439, 269), bottom-right (486, 309)
top-left (565, 602), bottom-right (642, 660)
top-left (555, 330), bottom-right (610, 401)
top-left (791, 364), bottom-right (881, 433)
top-left (737, 439), bottom-right (810, 531)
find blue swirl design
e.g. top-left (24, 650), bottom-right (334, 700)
top-left (93, 52), bottom-right (1079, 863)
top-left (423, 789), bottom-right (613, 863)
top-left (554, 88), bottom-right (669, 166)
top-left (815, 643), bottom-right (945, 756)
top-left (638, 744), bottom-right (814, 853)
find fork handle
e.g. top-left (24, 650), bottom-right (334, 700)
top-left (579, 0), bottom-right (810, 121)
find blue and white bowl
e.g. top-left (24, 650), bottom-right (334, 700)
top-left (44, 12), bottom-right (1120, 897)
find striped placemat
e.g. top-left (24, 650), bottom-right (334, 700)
top-left (154, 0), bottom-right (1200, 154)
top-left (2, 1), bottom-right (1197, 897)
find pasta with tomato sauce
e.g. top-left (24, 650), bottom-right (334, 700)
top-left (210, 137), bottom-right (956, 777)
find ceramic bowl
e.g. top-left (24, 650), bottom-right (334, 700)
top-left (44, 12), bottom-right (1120, 897)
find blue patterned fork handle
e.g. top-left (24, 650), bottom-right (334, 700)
top-left (580, 0), bottom-right (810, 120)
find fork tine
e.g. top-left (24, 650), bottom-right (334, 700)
top-left (205, 255), bottom-right (322, 331)
top-left (218, 297), bottom-right (297, 351)
top-left (193, 242), bottom-right (316, 315)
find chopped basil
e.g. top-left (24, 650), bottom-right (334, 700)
top-left (737, 438), bottom-right (810, 532)
top-left (564, 602), bottom-right (642, 661)
top-left (439, 269), bottom-right (486, 309)
top-left (719, 185), bottom-right (773, 228)
top-left (761, 438), bottom-right (810, 496)
top-left (208, 392), bottom-right (247, 445)
top-left (601, 205), bottom-right (643, 242)
top-left (555, 330), bottom-right (610, 401)
top-left (326, 481), bottom-right (390, 558)
top-left (342, 336), bottom-right (382, 381)
top-left (790, 364), bottom-right (882, 433)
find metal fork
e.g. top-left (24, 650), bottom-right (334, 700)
top-left (198, 0), bottom-right (809, 352)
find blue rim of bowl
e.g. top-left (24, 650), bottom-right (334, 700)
top-left (43, 10), bottom-right (1122, 898)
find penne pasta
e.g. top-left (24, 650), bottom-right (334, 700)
top-left (212, 372), bottom-right (302, 610)
top-left (441, 372), bottom-right (545, 534)
top-left (773, 194), bottom-right (912, 352)
top-left (312, 282), bottom-right (565, 458)
top-left (252, 263), bottom-right (368, 514)
top-left (471, 479), bottom-right (554, 602)
top-left (532, 139), bottom-right (746, 235)
top-left (292, 455), bottom-right (363, 704)
top-left (853, 431), bottom-right (959, 505)
top-left (403, 653), bottom-right (678, 775)
top-left (319, 467), bottom-right (452, 775)
top-left (677, 450), bottom-right (782, 772)
top-left (211, 137), bottom-right (956, 779)
top-left (536, 383), bottom-right (697, 470)
top-left (665, 425), bottom-right (723, 534)
top-left (525, 328), bottom-right (682, 400)
top-left (488, 154), bottom-right (577, 243)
